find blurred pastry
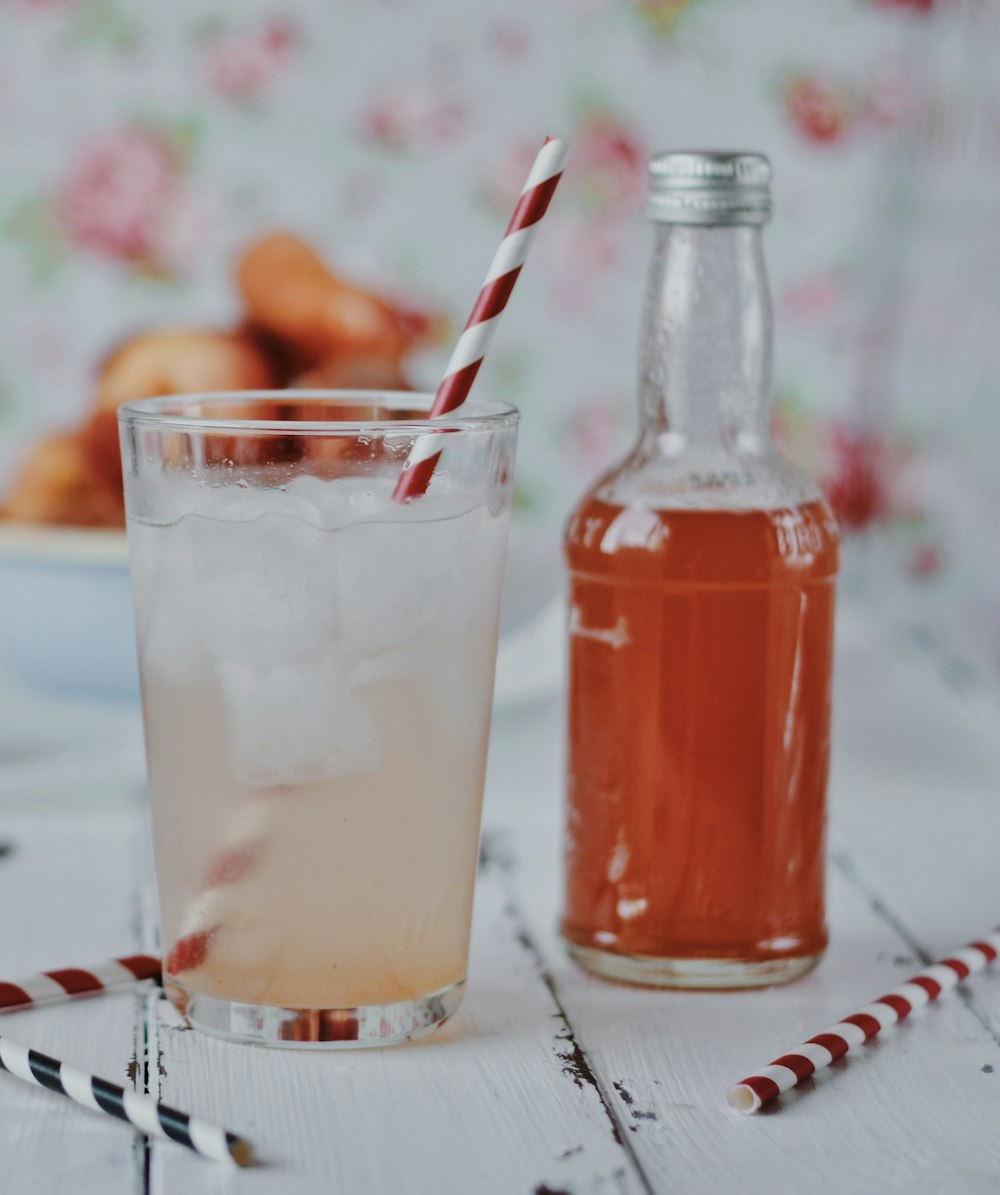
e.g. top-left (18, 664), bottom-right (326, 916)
top-left (4, 234), bottom-right (439, 528)
top-left (289, 353), bottom-right (417, 477)
top-left (291, 352), bottom-right (412, 393)
top-left (78, 408), bottom-right (123, 491)
top-left (95, 327), bottom-right (276, 412)
top-left (236, 234), bottom-right (429, 367)
top-left (5, 428), bottom-right (125, 527)
top-left (239, 322), bottom-right (310, 387)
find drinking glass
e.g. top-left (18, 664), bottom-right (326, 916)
top-left (119, 391), bottom-right (518, 1047)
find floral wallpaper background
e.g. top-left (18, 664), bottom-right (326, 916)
top-left (0, 0), bottom-right (998, 690)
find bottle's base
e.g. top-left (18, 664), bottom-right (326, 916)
top-left (165, 977), bottom-right (465, 1048)
top-left (565, 941), bottom-right (823, 990)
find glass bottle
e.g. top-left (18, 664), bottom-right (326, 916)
top-left (562, 152), bottom-right (840, 989)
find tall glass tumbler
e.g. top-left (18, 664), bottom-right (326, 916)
top-left (119, 392), bottom-right (518, 1047)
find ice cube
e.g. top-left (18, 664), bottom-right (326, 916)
top-left (184, 491), bottom-right (340, 658)
top-left (218, 649), bottom-right (381, 787)
top-left (128, 520), bottom-right (205, 684)
top-left (336, 495), bottom-right (502, 661)
top-left (136, 477), bottom-right (508, 786)
top-left (175, 485), bottom-right (382, 785)
top-left (283, 474), bottom-right (353, 530)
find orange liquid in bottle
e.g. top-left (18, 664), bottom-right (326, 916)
top-left (563, 496), bottom-right (839, 983)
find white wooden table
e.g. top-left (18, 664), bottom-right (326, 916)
top-left (1, 612), bottom-right (998, 1194)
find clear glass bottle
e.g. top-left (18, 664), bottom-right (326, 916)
top-left (563, 152), bottom-right (840, 989)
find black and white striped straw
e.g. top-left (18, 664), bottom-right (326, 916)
top-left (0, 1033), bottom-right (253, 1166)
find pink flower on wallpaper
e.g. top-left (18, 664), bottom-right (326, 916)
top-left (779, 274), bottom-right (844, 321)
top-left (574, 112), bottom-right (646, 216)
top-left (822, 426), bottom-right (891, 532)
top-left (482, 112), bottom-right (642, 226)
top-left (908, 542), bottom-right (943, 578)
top-left (782, 75), bottom-right (855, 145)
top-left (205, 19), bottom-right (296, 102)
top-left (864, 64), bottom-right (920, 128)
top-left (488, 20), bottom-right (531, 60)
top-left (548, 216), bottom-right (627, 314)
top-left (362, 83), bottom-right (465, 151)
top-left (479, 115), bottom-right (641, 310)
top-left (7, 0), bottom-right (71, 9)
top-left (59, 128), bottom-right (182, 264)
top-left (781, 65), bottom-right (921, 146)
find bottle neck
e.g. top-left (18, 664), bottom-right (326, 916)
top-left (637, 223), bottom-right (773, 456)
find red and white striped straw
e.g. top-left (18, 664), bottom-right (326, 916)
top-left (729, 927), bottom-right (1000, 1114)
top-left (166, 798), bottom-right (273, 977)
top-left (0, 954), bottom-right (161, 1014)
top-left (392, 135), bottom-right (570, 503)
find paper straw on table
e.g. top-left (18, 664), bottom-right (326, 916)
top-left (0, 955), bottom-right (161, 1013)
top-left (729, 927), bottom-right (1000, 1114)
top-left (392, 135), bottom-right (570, 503)
top-left (0, 1033), bottom-right (252, 1165)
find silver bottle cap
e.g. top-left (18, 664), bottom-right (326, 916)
top-left (646, 151), bottom-right (772, 226)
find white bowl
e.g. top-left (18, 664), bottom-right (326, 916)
top-left (0, 524), bottom-right (138, 702)
top-left (0, 515), bottom-right (561, 707)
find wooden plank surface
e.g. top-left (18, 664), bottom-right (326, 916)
top-left (0, 614), bottom-right (997, 1193)
top-left (499, 618), bottom-right (1000, 1195)
top-left (0, 806), bottom-right (145, 1194)
top-left (146, 823), bottom-right (644, 1195)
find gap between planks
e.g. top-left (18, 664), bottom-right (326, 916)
top-left (480, 830), bottom-right (656, 1195)
top-left (129, 806), bottom-right (160, 1195)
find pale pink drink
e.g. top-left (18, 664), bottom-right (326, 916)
top-left (120, 392), bottom-right (517, 1047)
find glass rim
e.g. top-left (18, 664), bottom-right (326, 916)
top-left (117, 390), bottom-right (520, 435)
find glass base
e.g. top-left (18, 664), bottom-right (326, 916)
top-left (166, 978), bottom-right (465, 1048)
top-left (565, 941), bottom-right (823, 990)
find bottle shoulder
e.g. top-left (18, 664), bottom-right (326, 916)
top-left (584, 442), bottom-right (825, 513)
top-left (565, 488), bottom-right (840, 586)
